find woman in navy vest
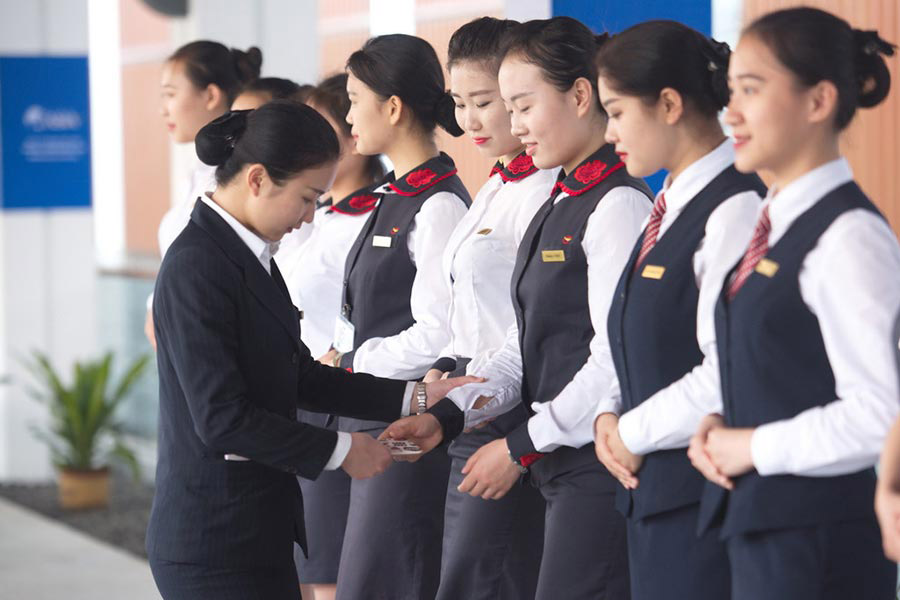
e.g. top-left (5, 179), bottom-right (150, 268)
top-left (322, 34), bottom-right (472, 600)
top-left (685, 8), bottom-right (900, 599)
top-left (428, 17), bottom-right (557, 600)
top-left (385, 17), bottom-right (652, 599)
top-left (589, 21), bottom-right (766, 600)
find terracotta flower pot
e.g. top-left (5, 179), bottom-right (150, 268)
top-left (58, 466), bottom-right (110, 510)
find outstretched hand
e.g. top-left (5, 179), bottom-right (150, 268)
top-left (379, 414), bottom-right (444, 462)
top-left (341, 432), bottom-right (393, 479)
top-left (423, 375), bottom-right (485, 409)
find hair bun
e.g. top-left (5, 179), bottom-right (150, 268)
top-left (231, 46), bottom-right (263, 86)
top-left (852, 29), bottom-right (895, 108)
top-left (699, 36), bottom-right (731, 109)
top-left (195, 110), bottom-right (251, 166)
top-left (433, 91), bottom-right (464, 137)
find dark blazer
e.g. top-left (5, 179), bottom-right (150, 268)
top-left (146, 200), bottom-right (406, 569)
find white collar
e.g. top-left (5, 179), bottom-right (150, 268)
top-left (658, 138), bottom-right (735, 213)
top-left (200, 193), bottom-right (279, 268)
top-left (764, 158), bottom-right (854, 242)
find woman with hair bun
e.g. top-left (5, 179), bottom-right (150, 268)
top-left (276, 72), bottom-right (387, 600)
top-left (590, 20), bottom-right (766, 600)
top-left (158, 41), bottom-right (262, 257)
top-left (430, 16), bottom-right (557, 600)
top-left (324, 33), bottom-right (471, 600)
top-left (146, 41), bottom-right (262, 349)
top-left (146, 100), bottom-right (476, 599)
top-left (230, 76), bottom-right (306, 111)
top-left (684, 7), bottom-right (900, 598)
top-left (385, 16), bottom-right (651, 599)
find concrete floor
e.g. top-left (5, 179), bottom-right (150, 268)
top-left (0, 497), bottom-right (160, 600)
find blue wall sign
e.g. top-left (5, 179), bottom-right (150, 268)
top-left (0, 56), bottom-right (92, 209)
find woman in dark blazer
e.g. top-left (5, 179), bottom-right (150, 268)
top-left (146, 102), bottom-right (476, 600)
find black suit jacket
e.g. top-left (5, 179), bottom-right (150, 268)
top-left (146, 200), bottom-right (406, 568)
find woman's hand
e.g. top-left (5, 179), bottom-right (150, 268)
top-left (457, 438), bottom-right (522, 500)
top-left (875, 416), bottom-right (900, 560)
top-left (144, 309), bottom-right (157, 351)
top-left (876, 480), bottom-right (900, 561)
top-left (379, 414), bottom-right (444, 462)
top-left (424, 376), bottom-right (485, 409)
top-left (318, 349), bottom-right (339, 367)
top-left (423, 369), bottom-right (445, 383)
top-left (688, 414), bottom-right (735, 489)
top-left (594, 413), bottom-right (641, 489)
top-left (341, 432), bottom-right (393, 478)
top-left (705, 426), bottom-right (755, 479)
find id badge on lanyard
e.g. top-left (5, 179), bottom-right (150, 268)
top-left (333, 314), bottom-right (355, 353)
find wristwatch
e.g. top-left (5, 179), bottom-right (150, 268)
top-left (415, 382), bottom-right (427, 415)
top-left (332, 352), bottom-right (343, 368)
top-left (508, 450), bottom-right (528, 474)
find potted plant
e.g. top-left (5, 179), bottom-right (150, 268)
top-left (25, 351), bottom-right (150, 510)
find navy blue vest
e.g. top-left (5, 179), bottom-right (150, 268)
top-left (338, 153), bottom-right (471, 432)
top-left (512, 144), bottom-right (652, 482)
top-left (608, 166), bottom-right (765, 520)
top-left (698, 181), bottom-right (882, 537)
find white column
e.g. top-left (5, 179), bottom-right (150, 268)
top-left (0, 0), bottom-right (96, 482)
top-left (88, 0), bottom-right (126, 270)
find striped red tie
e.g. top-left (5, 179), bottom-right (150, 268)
top-left (633, 192), bottom-right (667, 272)
top-left (727, 205), bottom-right (772, 300)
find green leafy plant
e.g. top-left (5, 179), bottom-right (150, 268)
top-left (24, 351), bottom-right (150, 480)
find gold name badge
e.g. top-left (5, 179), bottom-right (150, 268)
top-left (372, 235), bottom-right (393, 248)
top-left (477, 228), bottom-right (493, 235)
top-left (542, 250), bottom-right (566, 262)
top-left (755, 258), bottom-right (779, 277)
top-left (641, 265), bottom-right (666, 280)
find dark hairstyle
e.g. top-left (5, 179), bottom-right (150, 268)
top-left (168, 41), bottom-right (262, 103)
top-left (195, 100), bottom-right (340, 186)
top-left (597, 20), bottom-right (730, 117)
top-left (239, 77), bottom-right (303, 103)
top-left (500, 17), bottom-right (609, 113)
top-left (307, 73), bottom-right (386, 182)
top-left (745, 7), bottom-right (895, 130)
top-left (295, 84), bottom-right (315, 104)
top-left (346, 34), bottom-right (464, 136)
top-left (447, 16), bottom-right (520, 74)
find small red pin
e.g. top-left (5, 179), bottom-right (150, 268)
top-left (391, 227), bottom-right (400, 235)
top-left (562, 235), bottom-right (573, 245)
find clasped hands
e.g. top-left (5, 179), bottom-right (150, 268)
top-left (594, 412), bottom-right (755, 491)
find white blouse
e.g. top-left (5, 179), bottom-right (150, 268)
top-left (277, 195), bottom-right (375, 358)
top-left (438, 156), bottom-right (560, 371)
top-left (159, 160), bottom-right (217, 258)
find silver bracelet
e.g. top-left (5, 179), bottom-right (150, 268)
top-left (508, 450), bottom-right (528, 474)
top-left (415, 382), bottom-right (427, 415)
